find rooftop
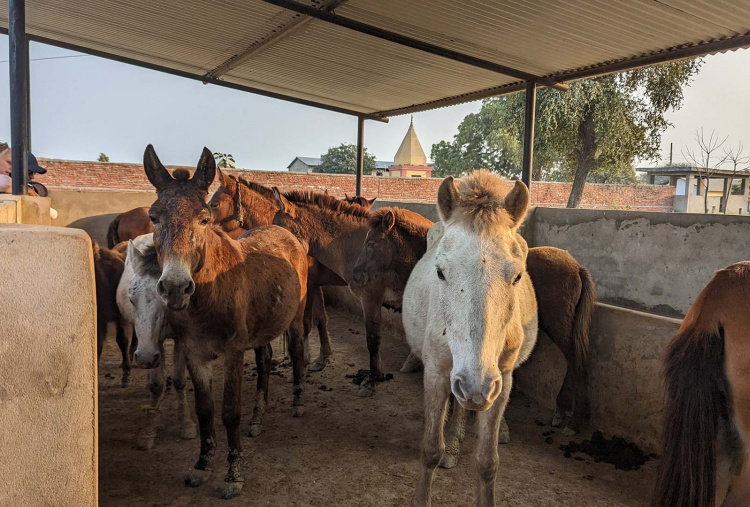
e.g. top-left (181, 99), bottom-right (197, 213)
top-left (639, 165), bottom-right (750, 177)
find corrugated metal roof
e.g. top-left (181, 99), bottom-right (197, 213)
top-left (1, 0), bottom-right (749, 118)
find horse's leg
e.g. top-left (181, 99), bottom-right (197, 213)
top-left (302, 294), bottom-right (314, 366)
top-left (309, 287), bottom-right (333, 372)
top-left (288, 306), bottom-right (307, 417)
top-left (220, 349), bottom-right (245, 500)
top-left (115, 320), bottom-right (132, 387)
top-left (138, 343), bottom-right (166, 451)
top-left (551, 369), bottom-right (574, 428)
top-left (400, 352), bottom-right (423, 373)
top-left (475, 371), bottom-right (512, 507)
top-left (248, 344), bottom-right (271, 437)
top-left (359, 293), bottom-right (384, 397)
top-left (412, 369), bottom-right (450, 507)
top-left (498, 416), bottom-right (511, 444)
top-left (184, 358), bottom-right (216, 488)
top-left (128, 327), bottom-right (138, 363)
top-left (439, 396), bottom-right (468, 469)
top-left (96, 320), bottom-right (106, 364)
top-left (173, 339), bottom-right (197, 440)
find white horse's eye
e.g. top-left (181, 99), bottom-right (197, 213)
top-left (512, 273), bottom-right (522, 285)
top-left (436, 267), bottom-right (446, 281)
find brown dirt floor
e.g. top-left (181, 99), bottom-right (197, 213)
top-left (98, 308), bottom-right (656, 506)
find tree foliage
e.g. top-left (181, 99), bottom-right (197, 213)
top-left (97, 152), bottom-right (110, 163)
top-left (431, 59), bottom-right (702, 206)
top-left (213, 152), bottom-right (235, 169)
top-left (318, 143), bottom-right (376, 175)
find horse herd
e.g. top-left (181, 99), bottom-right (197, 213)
top-left (90, 145), bottom-right (749, 506)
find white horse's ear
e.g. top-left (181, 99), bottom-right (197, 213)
top-left (437, 176), bottom-right (460, 222)
top-left (127, 239), bottom-right (143, 268)
top-left (503, 180), bottom-right (529, 229)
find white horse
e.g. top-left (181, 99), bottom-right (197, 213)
top-left (116, 234), bottom-right (196, 450)
top-left (403, 172), bottom-right (539, 507)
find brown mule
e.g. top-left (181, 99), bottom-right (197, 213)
top-left (652, 262), bottom-right (750, 507)
top-left (142, 145), bottom-right (309, 500)
top-left (207, 171), bottom-right (346, 371)
top-left (107, 206), bottom-right (152, 248)
top-left (92, 240), bottom-right (135, 387)
top-left (353, 208), bottom-right (596, 439)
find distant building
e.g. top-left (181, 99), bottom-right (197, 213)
top-left (373, 119), bottom-right (433, 178)
top-left (288, 156), bottom-right (392, 174)
top-left (639, 165), bottom-right (750, 214)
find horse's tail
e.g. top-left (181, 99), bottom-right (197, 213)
top-left (571, 266), bottom-right (596, 377)
top-left (107, 215), bottom-right (121, 249)
top-left (652, 306), bottom-right (728, 507)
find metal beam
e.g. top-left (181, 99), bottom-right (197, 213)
top-left (355, 117), bottom-right (364, 197)
top-left (206, 0), bottom-right (348, 80)
top-left (521, 81), bottom-right (536, 188)
top-left (260, 0), bottom-right (568, 91)
top-left (8, 0), bottom-right (29, 195)
top-left (374, 31), bottom-right (750, 117)
top-left (0, 27), bottom-right (389, 123)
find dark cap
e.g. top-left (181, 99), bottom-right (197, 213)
top-left (27, 152), bottom-right (47, 174)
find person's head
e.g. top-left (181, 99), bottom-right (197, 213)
top-left (0, 143), bottom-right (10, 176)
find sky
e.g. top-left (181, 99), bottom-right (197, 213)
top-left (2, 35), bottom-right (750, 171)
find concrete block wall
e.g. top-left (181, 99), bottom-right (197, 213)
top-left (0, 225), bottom-right (98, 506)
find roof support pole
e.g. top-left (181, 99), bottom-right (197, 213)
top-left (8, 0), bottom-right (29, 195)
top-left (356, 116), bottom-right (364, 197)
top-left (521, 81), bottom-right (536, 189)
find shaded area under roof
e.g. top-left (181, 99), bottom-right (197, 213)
top-left (2, 0), bottom-right (750, 119)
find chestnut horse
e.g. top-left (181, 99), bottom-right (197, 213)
top-left (107, 206), bottom-right (152, 248)
top-left (354, 208), bottom-right (595, 439)
top-left (142, 145), bottom-right (309, 499)
top-left (404, 173), bottom-right (538, 506)
top-left (207, 171), bottom-right (346, 371)
top-left (271, 190), bottom-right (430, 396)
top-left (653, 262), bottom-right (750, 507)
top-left (92, 239), bottom-right (134, 387)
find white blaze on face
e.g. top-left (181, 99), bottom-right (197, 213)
top-left (130, 270), bottom-right (169, 367)
top-left (435, 225), bottom-right (521, 410)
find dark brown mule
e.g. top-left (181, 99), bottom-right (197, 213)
top-left (143, 145), bottom-right (309, 500)
top-left (344, 193), bottom-right (377, 209)
top-left (271, 190), bottom-right (393, 396)
top-left (207, 171), bottom-right (346, 371)
top-left (354, 208), bottom-right (596, 437)
top-left (93, 240), bottom-right (135, 386)
top-left (107, 206), bottom-right (152, 248)
top-left (653, 262), bottom-right (750, 507)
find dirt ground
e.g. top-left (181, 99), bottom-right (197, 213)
top-left (98, 308), bottom-right (656, 506)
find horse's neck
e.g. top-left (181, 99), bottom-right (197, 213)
top-left (242, 192), bottom-right (276, 228)
top-left (304, 210), bottom-right (368, 282)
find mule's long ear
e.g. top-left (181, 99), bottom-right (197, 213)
top-left (437, 176), bottom-right (460, 222)
top-left (503, 180), bottom-right (529, 229)
top-left (272, 187), bottom-right (292, 214)
top-left (216, 166), bottom-right (231, 189)
top-left (382, 209), bottom-right (396, 232)
top-left (344, 193), bottom-right (351, 202)
top-left (192, 147), bottom-right (217, 193)
top-left (143, 144), bottom-right (173, 191)
top-left (367, 197), bottom-right (377, 205)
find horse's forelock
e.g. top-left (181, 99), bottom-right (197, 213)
top-left (451, 171), bottom-right (517, 232)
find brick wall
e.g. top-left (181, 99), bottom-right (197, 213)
top-left (35, 159), bottom-right (675, 211)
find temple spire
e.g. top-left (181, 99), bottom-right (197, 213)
top-left (394, 118), bottom-right (426, 166)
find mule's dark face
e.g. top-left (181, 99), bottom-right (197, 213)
top-left (143, 145), bottom-right (216, 311)
top-left (352, 211), bottom-right (396, 287)
top-left (208, 168), bottom-right (243, 235)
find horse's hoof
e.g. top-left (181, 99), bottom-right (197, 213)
top-left (221, 481), bottom-right (243, 500)
top-left (292, 405), bottom-right (305, 418)
top-left (248, 424), bottom-right (262, 437)
top-left (357, 383), bottom-right (376, 397)
top-left (181, 424), bottom-right (198, 440)
top-left (400, 353), bottom-right (423, 373)
top-left (137, 437), bottom-right (155, 451)
top-left (498, 427), bottom-right (511, 445)
top-left (562, 426), bottom-right (578, 437)
top-left (185, 469), bottom-right (212, 488)
top-left (121, 377), bottom-right (131, 388)
top-left (308, 355), bottom-right (330, 372)
top-left (439, 454), bottom-right (458, 469)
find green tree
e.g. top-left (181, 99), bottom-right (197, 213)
top-left (213, 152), bottom-right (235, 169)
top-left (318, 143), bottom-right (376, 174)
top-left (97, 153), bottom-right (110, 163)
top-left (432, 59), bottom-right (702, 207)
